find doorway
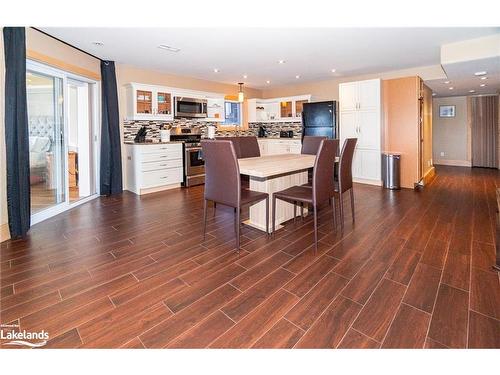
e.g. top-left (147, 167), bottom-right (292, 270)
top-left (26, 60), bottom-right (99, 225)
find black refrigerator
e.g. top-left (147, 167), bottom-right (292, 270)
top-left (301, 101), bottom-right (337, 140)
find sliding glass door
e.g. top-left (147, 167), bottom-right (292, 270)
top-left (26, 60), bottom-right (99, 224)
top-left (26, 70), bottom-right (66, 214)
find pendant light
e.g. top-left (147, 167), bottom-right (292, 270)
top-left (238, 82), bottom-right (244, 102)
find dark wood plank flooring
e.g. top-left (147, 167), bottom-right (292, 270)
top-left (1, 166), bottom-right (499, 348)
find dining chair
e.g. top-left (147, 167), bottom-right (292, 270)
top-left (272, 139), bottom-right (339, 252)
top-left (334, 138), bottom-right (357, 230)
top-left (301, 136), bottom-right (327, 155)
top-left (201, 140), bottom-right (269, 251)
top-left (217, 136), bottom-right (260, 189)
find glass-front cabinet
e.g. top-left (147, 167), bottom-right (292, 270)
top-left (126, 83), bottom-right (173, 121)
top-left (247, 95), bottom-right (311, 123)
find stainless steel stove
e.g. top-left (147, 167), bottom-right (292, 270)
top-left (170, 128), bottom-right (204, 187)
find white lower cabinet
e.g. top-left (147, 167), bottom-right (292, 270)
top-left (125, 143), bottom-right (183, 195)
top-left (258, 139), bottom-right (302, 156)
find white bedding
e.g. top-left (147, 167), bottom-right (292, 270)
top-left (29, 136), bottom-right (51, 168)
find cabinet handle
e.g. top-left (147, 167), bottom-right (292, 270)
top-left (159, 164), bottom-right (167, 166)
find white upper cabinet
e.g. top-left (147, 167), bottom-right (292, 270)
top-left (125, 83), bottom-right (225, 122)
top-left (339, 82), bottom-right (358, 112)
top-left (247, 95), bottom-right (311, 123)
top-left (126, 83), bottom-right (173, 121)
top-left (339, 78), bottom-right (382, 185)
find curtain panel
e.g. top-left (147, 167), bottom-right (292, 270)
top-left (3, 27), bottom-right (30, 238)
top-left (100, 60), bottom-right (123, 195)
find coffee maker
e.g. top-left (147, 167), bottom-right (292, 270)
top-left (258, 126), bottom-right (267, 138)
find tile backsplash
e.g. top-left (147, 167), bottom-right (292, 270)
top-left (122, 119), bottom-right (302, 142)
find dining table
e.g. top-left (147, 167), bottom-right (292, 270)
top-left (238, 153), bottom-right (338, 233)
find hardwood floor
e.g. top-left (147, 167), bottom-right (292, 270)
top-left (1, 166), bottom-right (499, 349)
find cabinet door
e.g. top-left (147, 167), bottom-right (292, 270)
top-left (280, 101), bottom-right (293, 119)
top-left (247, 99), bottom-right (257, 123)
top-left (339, 112), bottom-right (358, 144)
top-left (294, 99), bottom-right (308, 119)
top-left (258, 141), bottom-right (267, 156)
top-left (352, 149), bottom-right (362, 179)
top-left (357, 111), bottom-right (380, 150)
top-left (358, 80), bottom-right (380, 111)
top-left (136, 90), bottom-right (153, 116)
top-left (339, 82), bottom-right (358, 112)
top-left (156, 91), bottom-right (172, 119)
top-left (358, 149), bottom-right (381, 181)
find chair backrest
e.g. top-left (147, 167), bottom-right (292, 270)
top-left (215, 136), bottom-right (241, 158)
top-left (312, 139), bottom-right (339, 206)
top-left (338, 138), bottom-right (358, 193)
top-left (301, 136), bottom-right (327, 155)
top-left (201, 140), bottom-right (240, 207)
top-left (238, 136), bottom-right (261, 158)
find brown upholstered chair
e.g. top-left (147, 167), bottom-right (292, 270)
top-left (334, 138), bottom-right (357, 229)
top-left (272, 139), bottom-right (339, 251)
top-left (202, 140), bottom-right (269, 251)
top-left (238, 136), bottom-right (260, 158)
top-left (216, 136), bottom-right (260, 189)
top-left (301, 136), bottom-right (327, 155)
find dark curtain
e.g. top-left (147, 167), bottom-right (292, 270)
top-left (100, 60), bottom-right (123, 195)
top-left (470, 96), bottom-right (499, 168)
top-left (3, 27), bottom-right (30, 238)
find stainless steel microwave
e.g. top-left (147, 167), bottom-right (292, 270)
top-left (174, 97), bottom-right (208, 118)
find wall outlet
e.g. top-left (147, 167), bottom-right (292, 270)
top-left (440, 152), bottom-right (445, 157)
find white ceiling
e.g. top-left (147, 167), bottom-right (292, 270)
top-left (40, 27), bottom-right (500, 90)
top-left (426, 55), bottom-right (500, 97)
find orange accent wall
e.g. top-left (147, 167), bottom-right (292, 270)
top-left (383, 77), bottom-right (421, 188)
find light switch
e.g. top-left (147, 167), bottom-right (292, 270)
top-left (440, 152), bottom-right (445, 157)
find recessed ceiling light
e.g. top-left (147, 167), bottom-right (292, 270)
top-left (469, 90), bottom-right (476, 93)
top-left (449, 87), bottom-right (454, 90)
top-left (444, 81), bottom-right (450, 84)
top-left (331, 69), bottom-right (336, 73)
top-left (157, 44), bottom-right (180, 52)
top-left (278, 60), bottom-right (285, 64)
top-left (480, 83), bottom-right (486, 87)
top-left (295, 75), bottom-right (300, 79)
top-left (480, 76), bottom-right (488, 80)
top-left (474, 71), bottom-right (487, 76)
top-left (243, 74), bottom-right (248, 79)
top-left (432, 93), bottom-right (436, 96)
top-left (266, 80), bottom-right (271, 84)
top-left (213, 68), bottom-right (219, 73)
top-left (92, 41), bottom-right (104, 47)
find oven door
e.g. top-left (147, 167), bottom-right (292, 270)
top-left (185, 147), bottom-right (205, 176)
top-left (175, 97), bottom-right (207, 118)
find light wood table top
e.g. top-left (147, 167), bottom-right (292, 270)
top-left (237, 154), bottom-right (341, 178)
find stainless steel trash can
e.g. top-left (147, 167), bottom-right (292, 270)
top-left (382, 153), bottom-right (401, 190)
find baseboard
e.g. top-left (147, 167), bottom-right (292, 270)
top-left (0, 223), bottom-right (10, 242)
top-left (353, 178), bottom-right (382, 186)
top-left (434, 159), bottom-right (472, 167)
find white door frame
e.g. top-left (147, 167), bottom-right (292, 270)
top-left (27, 60), bottom-right (101, 226)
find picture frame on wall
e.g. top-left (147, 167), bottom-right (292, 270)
top-left (439, 105), bottom-right (456, 117)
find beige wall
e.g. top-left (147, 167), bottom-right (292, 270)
top-left (433, 96), bottom-right (470, 166)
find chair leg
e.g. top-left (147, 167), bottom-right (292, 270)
top-left (272, 195), bottom-right (277, 236)
top-left (350, 189), bottom-right (355, 223)
top-left (265, 196), bottom-right (269, 235)
top-left (213, 202), bottom-right (216, 217)
top-left (313, 204), bottom-right (318, 254)
top-left (300, 202), bottom-right (304, 220)
top-left (331, 197), bottom-right (337, 229)
top-left (234, 208), bottom-right (237, 234)
top-left (236, 205), bottom-right (240, 252)
top-left (339, 192), bottom-right (344, 231)
top-left (294, 201), bottom-right (297, 223)
top-left (203, 199), bottom-right (208, 240)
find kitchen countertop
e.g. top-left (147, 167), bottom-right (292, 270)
top-left (257, 137), bottom-right (301, 141)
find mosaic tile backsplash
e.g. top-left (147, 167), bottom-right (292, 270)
top-left (123, 119), bottom-right (303, 142)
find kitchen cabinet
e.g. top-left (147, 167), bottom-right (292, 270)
top-left (125, 143), bottom-right (183, 195)
top-left (258, 139), bottom-right (302, 156)
top-left (339, 78), bottom-right (382, 185)
top-left (248, 95), bottom-right (311, 123)
top-left (126, 83), bottom-right (173, 121)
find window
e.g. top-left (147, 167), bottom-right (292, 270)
top-left (223, 101), bottom-right (242, 126)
